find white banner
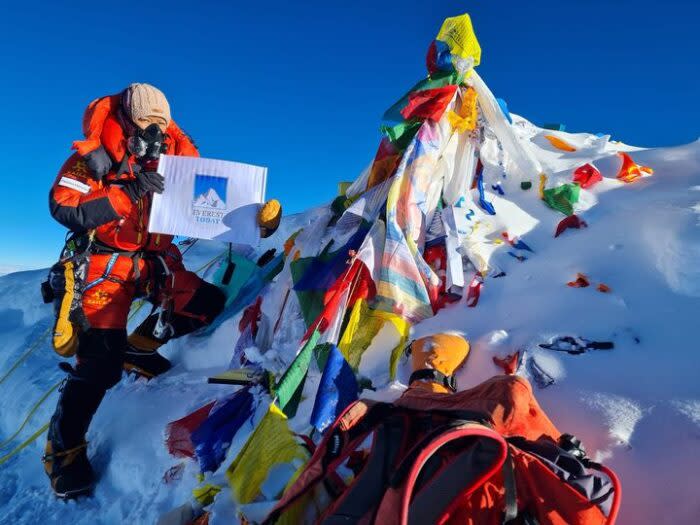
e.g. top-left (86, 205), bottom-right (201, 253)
top-left (149, 155), bottom-right (266, 244)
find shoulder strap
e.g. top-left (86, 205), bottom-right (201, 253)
top-left (501, 447), bottom-right (519, 524)
top-left (398, 422), bottom-right (509, 525)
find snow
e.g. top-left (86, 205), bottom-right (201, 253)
top-left (194, 188), bottom-right (226, 210)
top-left (1, 119), bottom-right (699, 524)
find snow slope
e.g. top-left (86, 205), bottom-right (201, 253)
top-left (0, 122), bottom-right (698, 524)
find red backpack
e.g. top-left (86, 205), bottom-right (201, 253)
top-left (264, 376), bottom-right (621, 525)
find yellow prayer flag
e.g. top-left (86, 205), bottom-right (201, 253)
top-left (338, 298), bottom-right (411, 380)
top-left (338, 181), bottom-right (352, 196)
top-left (226, 404), bottom-right (306, 504)
top-left (436, 14), bottom-right (481, 66)
top-left (338, 299), bottom-right (385, 369)
top-left (192, 483), bottom-right (222, 507)
top-left (448, 87), bottom-right (478, 133)
top-left (387, 314), bottom-right (411, 380)
top-left (539, 173), bottom-right (548, 199)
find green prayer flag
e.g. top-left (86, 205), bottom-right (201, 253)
top-left (313, 343), bottom-right (334, 373)
top-left (380, 121), bottom-right (422, 150)
top-left (274, 329), bottom-right (322, 417)
top-left (543, 183), bottom-right (580, 216)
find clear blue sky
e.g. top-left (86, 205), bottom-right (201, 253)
top-left (1, 0), bottom-right (697, 270)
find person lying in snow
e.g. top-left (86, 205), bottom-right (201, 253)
top-left (267, 332), bottom-right (620, 524)
top-left (43, 83), bottom-right (282, 499)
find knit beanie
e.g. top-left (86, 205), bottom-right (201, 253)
top-left (124, 83), bottom-right (171, 128)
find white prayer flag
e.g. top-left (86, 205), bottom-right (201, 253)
top-left (441, 206), bottom-right (465, 295)
top-left (149, 155), bottom-right (266, 244)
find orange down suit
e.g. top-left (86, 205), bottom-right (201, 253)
top-left (45, 94), bottom-right (225, 456)
top-left (49, 95), bottom-right (209, 331)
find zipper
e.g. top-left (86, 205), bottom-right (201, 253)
top-left (143, 192), bottom-right (152, 248)
top-left (136, 198), bottom-right (143, 245)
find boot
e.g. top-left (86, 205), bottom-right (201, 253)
top-left (123, 344), bottom-right (172, 378)
top-left (43, 378), bottom-right (104, 499)
top-left (124, 331), bottom-right (172, 379)
top-left (43, 439), bottom-right (94, 498)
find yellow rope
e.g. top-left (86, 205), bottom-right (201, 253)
top-left (0, 381), bottom-right (61, 450)
top-left (0, 327), bottom-right (52, 386)
top-left (0, 422), bottom-right (49, 467)
top-left (0, 249), bottom-right (226, 466)
top-left (194, 251), bottom-right (225, 275)
top-left (0, 250), bottom-right (222, 385)
top-left (0, 298), bottom-right (148, 390)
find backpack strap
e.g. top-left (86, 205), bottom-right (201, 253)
top-left (398, 422), bottom-right (509, 525)
top-left (390, 416), bottom-right (486, 488)
top-left (501, 447), bottom-right (519, 524)
top-left (321, 412), bottom-right (407, 522)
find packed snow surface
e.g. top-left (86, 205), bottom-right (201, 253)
top-left (1, 117), bottom-right (699, 524)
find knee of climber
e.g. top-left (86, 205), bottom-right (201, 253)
top-left (174, 274), bottom-right (226, 325)
top-left (88, 357), bottom-right (124, 390)
top-left (156, 280), bottom-right (224, 339)
top-left (74, 329), bottom-right (127, 390)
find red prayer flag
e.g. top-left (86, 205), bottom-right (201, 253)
top-left (302, 259), bottom-right (375, 342)
top-left (239, 296), bottom-right (262, 337)
top-left (554, 214), bottom-right (588, 238)
top-left (493, 352), bottom-right (520, 375)
top-left (567, 273), bottom-right (590, 288)
top-left (466, 272), bottom-right (484, 307)
top-left (573, 163), bottom-right (602, 189)
top-left (400, 85), bottom-right (458, 122)
top-left (165, 402), bottom-right (215, 458)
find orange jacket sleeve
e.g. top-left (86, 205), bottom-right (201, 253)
top-left (49, 154), bottom-right (134, 232)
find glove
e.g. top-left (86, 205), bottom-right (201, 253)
top-left (120, 171), bottom-right (165, 203)
top-left (83, 145), bottom-right (113, 180)
top-left (258, 199), bottom-right (282, 238)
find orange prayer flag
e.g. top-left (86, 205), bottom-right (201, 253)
top-left (543, 134), bottom-right (577, 152)
top-left (617, 152), bottom-right (653, 183)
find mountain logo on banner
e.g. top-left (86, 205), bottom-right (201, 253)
top-left (194, 188), bottom-right (226, 209)
top-left (193, 174), bottom-right (228, 224)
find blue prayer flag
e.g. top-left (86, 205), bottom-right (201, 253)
top-left (310, 345), bottom-right (359, 433)
top-left (192, 387), bottom-right (255, 473)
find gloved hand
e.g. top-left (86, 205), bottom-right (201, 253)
top-left (120, 171), bottom-right (165, 203)
top-left (258, 199), bottom-right (282, 238)
top-left (83, 145), bottom-right (113, 180)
